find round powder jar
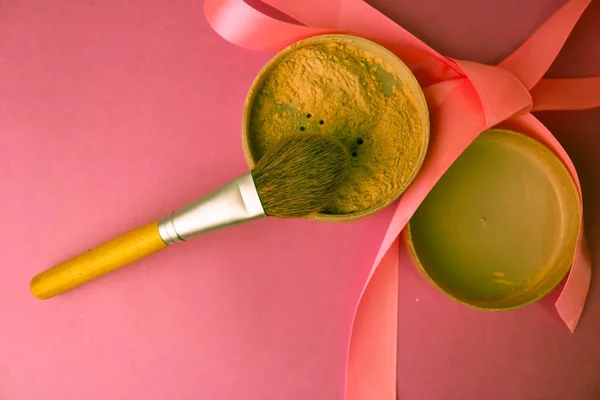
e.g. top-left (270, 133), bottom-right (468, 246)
top-left (242, 35), bottom-right (430, 221)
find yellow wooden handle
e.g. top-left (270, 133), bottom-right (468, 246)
top-left (30, 222), bottom-right (167, 299)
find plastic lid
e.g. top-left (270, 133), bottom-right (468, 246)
top-left (407, 129), bottom-right (581, 310)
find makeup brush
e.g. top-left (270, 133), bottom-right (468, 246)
top-left (30, 134), bottom-right (349, 300)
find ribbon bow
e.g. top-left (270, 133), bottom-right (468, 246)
top-left (205, 0), bottom-right (600, 398)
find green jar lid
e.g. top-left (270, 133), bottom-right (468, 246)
top-left (407, 129), bottom-right (581, 310)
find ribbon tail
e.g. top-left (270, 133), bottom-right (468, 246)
top-left (531, 77), bottom-right (600, 111)
top-left (346, 239), bottom-right (399, 400)
top-left (345, 78), bottom-right (484, 400)
top-left (498, 0), bottom-right (593, 89)
top-left (498, 113), bottom-right (591, 332)
top-left (556, 231), bottom-right (592, 332)
top-left (204, 0), bottom-right (332, 52)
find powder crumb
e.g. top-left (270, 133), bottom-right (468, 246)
top-left (249, 42), bottom-right (425, 214)
top-left (494, 278), bottom-right (516, 286)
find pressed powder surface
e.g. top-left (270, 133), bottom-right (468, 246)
top-left (408, 129), bottom-right (581, 309)
top-left (247, 40), bottom-right (425, 215)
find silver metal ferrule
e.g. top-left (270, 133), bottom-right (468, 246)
top-left (158, 172), bottom-right (265, 245)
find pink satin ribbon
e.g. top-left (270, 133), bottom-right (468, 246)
top-left (204, 0), bottom-right (599, 398)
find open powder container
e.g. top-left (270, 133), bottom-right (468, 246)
top-left (242, 34), bottom-right (430, 221)
top-left (405, 129), bottom-right (581, 310)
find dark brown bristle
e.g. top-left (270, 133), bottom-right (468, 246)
top-left (251, 134), bottom-right (349, 218)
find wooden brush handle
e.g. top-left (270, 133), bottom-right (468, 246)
top-left (30, 222), bottom-right (167, 299)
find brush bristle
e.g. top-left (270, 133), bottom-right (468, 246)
top-left (251, 134), bottom-right (349, 218)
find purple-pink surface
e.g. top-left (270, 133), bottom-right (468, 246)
top-left (1, 1), bottom-right (599, 399)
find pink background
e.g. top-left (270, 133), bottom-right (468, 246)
top-left (1, 0), bottom-right (599, 399)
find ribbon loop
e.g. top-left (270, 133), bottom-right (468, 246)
top-left (204, 0), bottom-right (332, 52)
top-left (262, 0), bottom-right (441, 57)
